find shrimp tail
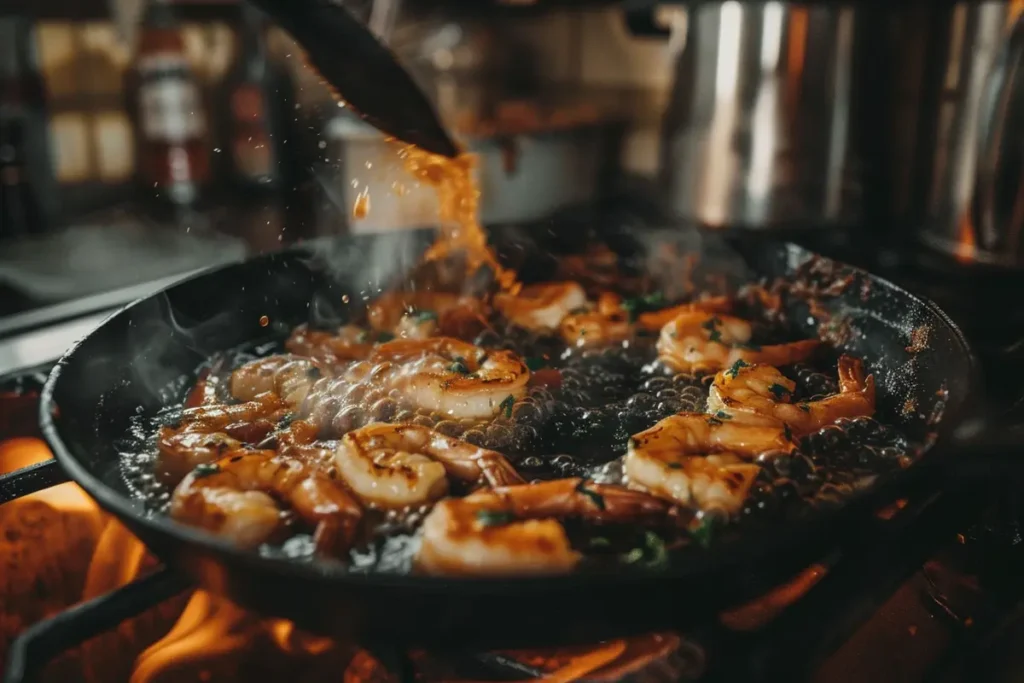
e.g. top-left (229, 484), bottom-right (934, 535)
top-left (838, 355), bottom-right (876, 404)
top-left (478, 456), bottom-right (527, 487)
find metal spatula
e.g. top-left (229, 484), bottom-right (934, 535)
top-left (249, 0), bottom-right (459, 158)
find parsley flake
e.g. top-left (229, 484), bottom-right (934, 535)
top-left (449, 359), bottom-right (469, 374)
top-left (412, 310), bottom-right (438, 323)
top-left (476, 510), bottom-right (516, 527)
top-left (575, 480), bottom-right (606, 510)
top-left (621, 531), bottom-right (668, 569)
top-left (726, 359), bottom-right (751, 378)
top-left (714, 411), bottom-right (732, 420)
top-left (524, 356), bottom-right (547, 371)
top-left (375, 331), bottom-right (395, 342)
top-left (499, 395), bottom-right (515, 418)
top-left (769, 383), bottom-right (792, 399)
top-left (798, 403), bottom-right (811, 413)
top-left (193, 462), bottom-right (220, 478)
top-left (690, 516), bottom-right (719, 549)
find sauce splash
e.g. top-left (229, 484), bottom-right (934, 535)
top-left (395, 143), bottom-right (518, 292)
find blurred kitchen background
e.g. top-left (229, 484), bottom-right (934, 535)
top-left (1, 0), bottom-right (1022, 325)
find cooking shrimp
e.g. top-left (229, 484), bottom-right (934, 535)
top-left (285, 325), bottom-right (374, 364)
top-left (416, 478), bottom-right (678, 576)
top-left (657, 311), bottom-right (819, 373)
top-left (559, 293), bottom-right (631, 347)
top-left (367, 291), bottom-right (485, 338)
top-left (170, 449), bottom-right (362, 555)
top-left (494, 282), bottom-right (587, 331)
top-left (156, 429), bottom-right (242, 485)
top-left (635, 296), bottom-right (732, 331)
top-left (230, 355), bottom-right (327, 409)
top-left (334, 423), bottom-right (524, 508)
top-left (624, 413), bottom-right (796, 513)
top-left (707, 356), bottom-right (876, 436)
top-left (371, 337), bottom-right (530, 419)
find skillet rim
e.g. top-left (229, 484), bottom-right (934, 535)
top-left (37, 237), bottom-right (978, 595)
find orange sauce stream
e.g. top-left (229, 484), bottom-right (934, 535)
top-left (395, 143), bottom-right (518, 292)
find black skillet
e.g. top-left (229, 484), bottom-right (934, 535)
top-left (27, 225), bottom-right (983, 648)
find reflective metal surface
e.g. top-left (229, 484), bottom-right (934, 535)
top-left (916, 3), bottom-right (1024, 267)
top-left (659, 2), bottom-right (864, 230)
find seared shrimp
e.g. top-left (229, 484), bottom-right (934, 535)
top-left (371, 337), bottom-right (530, 419)
top-left (170, 450), bottom-right (362, 555)
top-left (494, 282), bottom-right (587, 331)
top-left (156, 429), bottom-right (243, 485)
top-left (708, 356), bottom-right (876, 436)
top-left (635, 296), bottom-right (732, 331)
top-left (416, 478), bottom-right (678, 576)
top-left (559, 293), bottom-right (630, 347)
top-left (624, 413), bottom-right (796, 513)
top-left (285, 325), bottom-right (373, 364)
top-left (367, 291), bottom-right (484, 335)
top-left (334, 423), bottom-right (524, 508)
top-left (230, 355), bottom-right (327, 408)
top-left (657, 312), bottom-right (819, 374)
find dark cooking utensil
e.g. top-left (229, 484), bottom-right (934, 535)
top-left (0, 226), bottom-right (989, 648)
top-left (248, 0), bottom-right (459, 158)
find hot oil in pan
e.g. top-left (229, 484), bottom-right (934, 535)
top-left (115, 297), bottom-right (915, 574)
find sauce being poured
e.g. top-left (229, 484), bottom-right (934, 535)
top-left (395, 143), bottom-right (518, 292)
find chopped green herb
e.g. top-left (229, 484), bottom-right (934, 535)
top-left (356, 330), bottom-right (369, 343)
top-left (622, 547), bottom-right (645, 564)
top-left (412, 310), bottom-right (438, 323)
top-left (476, 509), bottom-right (516, 527)
top-left (700, 316), bottom-right (722, 331)
top-left (769, 383), bottom-right (792, 399)
top-left (375, 331), bottom-right (395, 342)
top-left (524, 356), bottom-right (547, 371)
top-left (707, 416), bottom-right (723, 426)
top-left (589, 536), bottom-right (611, 548)
top-left (714, 411), bottom-right (732, 420)
top-left (575, 480), bottom-right (606, 510)
top-left (193, 462), bottom-right (220, 478)
top-left (784, 423), bottom-right (793, 441)
top-left (690, 516), bottom-right (718, 549)
top-left (726, 359), bottom-right (751, 378)
top-left (642, 292), bottom-right (666, 308)
top-left (449, 360), bottom-right (469, 374)
top-left (620, 291), bottom-right (665, 322)
top-left (621, 531), bottom-right (668, 569)
top-left (499, 394), bottom-right (515, 418)
top-left (708, 329), bottom-right (723, 343)
top-left (798, 403), bottom-right (811, 413)
top-left (667, 462), bottom-right (683, 470)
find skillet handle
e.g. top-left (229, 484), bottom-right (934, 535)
top-left (0, 459), bottom-right (69, 504)
top-left (3, 568), bottom-right (188, 683)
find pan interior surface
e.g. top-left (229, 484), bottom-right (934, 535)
top-left (39, 226), bottom-right (975, 630)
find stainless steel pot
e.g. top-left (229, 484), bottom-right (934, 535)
top-left (914, 3), bottom-right (1024, 267)
top-left (657, 2), bottom-right (866, 230)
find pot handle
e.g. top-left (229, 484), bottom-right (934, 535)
top-left (970, 12), bottom-right (1024, 248)
top-left (0, 458), bottom-right (69, 505)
